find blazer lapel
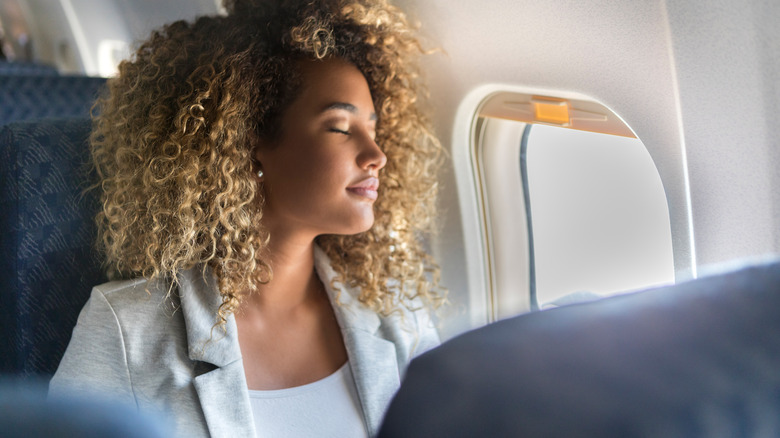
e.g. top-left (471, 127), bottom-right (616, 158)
top-left (192, 361), bottom-right (256, 438)
top-left (314, 246), bottom-right (401, 436)
top-left (179, 267), bottom-right (257, 438)
top-left (341, 328), bottom-right (402, 436)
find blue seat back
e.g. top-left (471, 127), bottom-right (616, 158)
top-left (0, 75), bottom-right (106, 126)
top-left (381, 259), bottom-right (780, 437)
top-left (0, 60), bottom-right (59, 76)
top-left (0, 118), bottom-right (107, 379)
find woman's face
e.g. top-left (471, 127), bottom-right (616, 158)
top-left (255, 57), bottom-right (387, 239)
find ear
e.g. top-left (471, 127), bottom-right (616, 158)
top-left (250, 136), bottom-right (269, 182)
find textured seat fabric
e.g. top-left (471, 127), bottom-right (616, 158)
top-left (0, 75), bottom-right (106, 125)
top-left (0, 60), bottom-right (59, 76)
top-left (0, 118), bottom-right (107, 380)
top-left (379, 260), bottom-right (780, 437)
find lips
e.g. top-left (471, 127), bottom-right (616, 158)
top-left (347, 177), bottom-right (379, 200)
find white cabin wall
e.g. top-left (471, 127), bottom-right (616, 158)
top-left (666, 0), bottom-right (780, 267)
top-left (67, 0), bottom-right (218, 75)
top-left (19, 0), bottom-right (84, 72)
top-left (18, 0), bottom-right (219, 75)
top-left (764, 3), bottom-right (780, 257)
top-left (62, 0), bottom-right (130, 75)
top-left (112, 0), bottom-right (218, 47)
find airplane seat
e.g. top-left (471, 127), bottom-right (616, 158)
top-left (0, 118), bottom-right (107, 380)
top-left (0, 379), bottom-right (170, 437)
top-left (0, 60), bottom-right (59, 77)
top-left (0, 75), bottom-right (106, 126)
top-left (380, 259), bottom-right (780, 437)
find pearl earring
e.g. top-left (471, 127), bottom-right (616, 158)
top-left (257, 169), bottom-right (264, 178)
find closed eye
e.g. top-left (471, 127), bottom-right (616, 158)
top-left (329, 127), bottom-right (350, 135)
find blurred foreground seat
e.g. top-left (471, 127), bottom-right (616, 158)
top-left (380, 259), bottom-right (780, 437)
top-left (0, 379), bottom-right (170, 437)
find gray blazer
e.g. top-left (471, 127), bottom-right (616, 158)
top-left (49, 246), bottom-right (439, 437)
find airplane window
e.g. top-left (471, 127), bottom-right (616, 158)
top-left (523, 124), bottom-right (674, 309)
top-left (473, 91), bottom-right (674, 319)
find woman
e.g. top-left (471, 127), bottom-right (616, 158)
top-left (49, 0), bottom-right (445, 436)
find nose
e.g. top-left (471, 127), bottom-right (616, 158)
top-left (359, 134), bottom-right (387, 171)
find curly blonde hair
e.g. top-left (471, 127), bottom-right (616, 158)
top-left (92, 0), bottom-right (445, 324)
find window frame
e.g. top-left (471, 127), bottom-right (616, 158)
top-left (450, 85), bottom-right (685, 324)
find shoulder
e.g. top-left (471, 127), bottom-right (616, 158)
top-left (53, 276), bottom-right (185, 369)
top-left (313, 245), bottom-right (440, 357)
top-left (93, 276), bottom-right (164, 309)
top-left (85, 275), bottom-right (190, 349)
top-left (50, 275), bottom-right (190, 395)
top-left (314, 244), bottom-right (441, 361)
top-left (85, 276), bottom-right (185, 327)
top-left (377, 300), bottom-right (440, 364)
top-left (48, 278), bottom-right (156, 401)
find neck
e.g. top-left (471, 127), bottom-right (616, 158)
top-left (241, 226), bottom-right (321, 313)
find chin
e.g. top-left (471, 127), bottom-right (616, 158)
top-left (349, 221), bottom-right (375, 235)
top-left (340, 213), bottom-right (376, 235)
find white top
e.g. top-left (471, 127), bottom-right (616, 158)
top-left (248, 363), bottom-right (369, 438)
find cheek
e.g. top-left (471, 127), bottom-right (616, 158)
top-left (267, 149), bottom-right (347, 206)
top-left (298, 152), bottom-right (345, 193)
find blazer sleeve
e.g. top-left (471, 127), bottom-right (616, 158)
top-left (48, 287), bottom-right (136, 406)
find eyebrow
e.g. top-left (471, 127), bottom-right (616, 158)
top-left (322, 102), bottom-right (378, 121)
